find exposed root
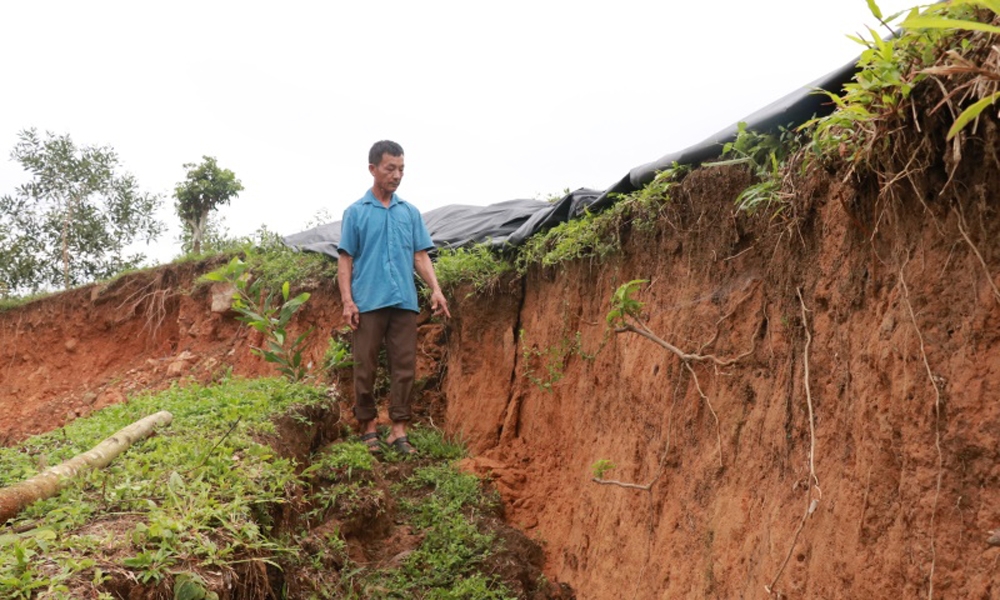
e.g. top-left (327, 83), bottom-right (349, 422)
top-left (858, 463), bottom-right (874, 539)
top-left (685, 361), bottom-right (723, 467)
top-left (591, 478), bottom-right (655, 491)
top-left (618, 319), bottom-right (755, 368)
top-left (765, 288), bottom-right (822, 597)
top-left (898, 259), bottom-right (944, 600)
top-left (765, 497), bottom-right (818, 597)
top-left (698, 280), bottom-right (761, 354)
top-left (594, 368), bottom-right (681, 493)
top-left (114, 276), bottom-right (175, 342)
top-left (953, 206), bottom-right (1000, 306)
top-left (615, 317), bottom-right (755, 468)
top-left (798, 289), bottom-right (820, 493)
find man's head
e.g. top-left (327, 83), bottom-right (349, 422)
top-left (369, 140), bottom-right (403, 167)
top-left (368, 140), bottom-right (405, 199)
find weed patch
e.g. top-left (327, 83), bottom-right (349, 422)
top-left (0, 377), bottom-right (328, 599)
top-left (434, 244), bottom-right (515, 296)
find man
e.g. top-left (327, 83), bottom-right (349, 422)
top-left (337, 140), bottom-right (450, 456)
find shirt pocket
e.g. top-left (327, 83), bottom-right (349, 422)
top-left (391, 213), bottom-right (415, 253)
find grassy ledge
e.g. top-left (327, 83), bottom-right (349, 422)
top-left (0, 377), bottom-right (540, 599)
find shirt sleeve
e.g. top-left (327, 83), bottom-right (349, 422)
top-left (338, 206), bottom-right (358, 257)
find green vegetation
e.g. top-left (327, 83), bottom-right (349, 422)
top-left (202, 254), bottom-right (314, 382)
top-left (373, 466), bottom-right (513, 599)
top-left (0, 377), bottom-right (322, 598)
top-left (802, 0), bottom-right (1000, 163)
top-left (0, 128), bottom-right (164, 295)
top-left (606, 279), bottom-right (648, 328)
top-left (516, 165), bottom-right (686, 273)
top-left (706, 122), bottom-right (799, 215)
top-left (521, 300), bottom-right (609, 392)
top-left (0, 377), bottom-right (522, 599)
top-left (323, 328), bottom-right (355, 374)
top-left (591, 459), bottom-right (616, 479)
top-left (521, 329), bottom-right (594, 392)
top-left (434, 243), bottom-right (514, 295)
top-left (174, 156), bottom-right (244, 256)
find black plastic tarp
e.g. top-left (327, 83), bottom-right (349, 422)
top-left (282, 198), bottom-right (555, 256)
top-left (284, 57), bottom-right (859, 257)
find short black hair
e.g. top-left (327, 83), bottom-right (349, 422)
top-left (369, 140), bottom-right (404, 166)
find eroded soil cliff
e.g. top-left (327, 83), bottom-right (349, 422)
top-left (4, 133), bottom-right (1000, 598)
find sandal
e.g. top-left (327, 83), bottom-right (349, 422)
top-left (360, 432), bottom-right (383, 455)
top-left (389, 436), bottom-right (418, 456)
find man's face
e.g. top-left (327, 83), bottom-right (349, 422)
top-left (370, 153), bottom-right (404, 196)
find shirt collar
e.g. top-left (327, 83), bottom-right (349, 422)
top-left (364, 188), bottom-right (404, 207)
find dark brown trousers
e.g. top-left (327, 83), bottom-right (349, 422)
top-left (352, 307), bottom-right (417, 423)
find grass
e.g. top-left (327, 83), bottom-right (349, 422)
top-left (515, 165), bottom-right (684, 273)
top-left (0, 376), bottom-right (523, 599)
top-left (433, 244), bottom-right (515, 296)
top-left (0, 377), bottom-right (323, 598)
top-left (373, 466), bottom-right (514, 599)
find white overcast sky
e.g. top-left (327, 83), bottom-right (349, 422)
top-left (1, 0), bottom-right (913, 265)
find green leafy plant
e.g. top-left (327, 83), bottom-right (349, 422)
top-left (303, 441), bottom-right (376, 482)
top-left (801, 0), bottom-right (994, 163)
top-left (201, 255), bottom-right (313, 382)
top-left (323, 328), bottom-right (354, 373)
top-left (434, 243), bottom-right (514, 296)
top-left (606, 279), bottom-right (648, 328)
top-left (0, 377), bottom-right (326, 599)
top-left (706, 122), bottom-right (798, 214)
top-left (520, 329), bottom-right (604, 392)
top-left (899, 0), bottom-right (1000, 140)
top-left (378, 466), bottom-right (512, 598)
top-left (591, 459), bottom-right (616, 479)
top-left (515, 164), bottom-right (686, 273)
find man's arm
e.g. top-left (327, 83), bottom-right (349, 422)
top-left (338, 251), bottom-right (360, 330)
top-left (414, 250), bottom-right (451, 319)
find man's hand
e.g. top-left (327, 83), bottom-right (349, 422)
top-left (429, 290), bottom-right (451, 319)
top-left (343, 300), bottom-right (360, 330)
top-left (414, 250), bottom-right (450, 319)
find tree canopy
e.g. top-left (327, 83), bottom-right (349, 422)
top-left (0, 129), bottom-right (164, 295)
top-left (174, 156), bottom-right (243, 255)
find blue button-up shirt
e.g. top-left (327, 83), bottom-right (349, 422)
top-left (337, 190), bottom-right (434, 313)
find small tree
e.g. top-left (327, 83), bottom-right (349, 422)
top-left (0, 128), bottom-right (164, 293)
top-left (174, 156), bottom-right (243, 255)
top-left (201, 254), bottom-right (313, 382)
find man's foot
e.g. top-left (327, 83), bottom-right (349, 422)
top-left (360, 431), bottom-right (382, 455)
top-left (388, 436), bottom-right (417, 456)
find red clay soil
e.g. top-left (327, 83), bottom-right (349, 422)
top-left (5, 142), bottom-right (1000, 597)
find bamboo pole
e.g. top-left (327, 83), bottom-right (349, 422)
top-left (0, 410), bottom-right (173, 523)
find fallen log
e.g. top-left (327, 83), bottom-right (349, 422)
top-left (0, 410), bottom-right (173, 524)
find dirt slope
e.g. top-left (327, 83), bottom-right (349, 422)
top-left (5, 137), bottom-right (1000, 598)
top-left (447, 159), bottom-right (1000, 598)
